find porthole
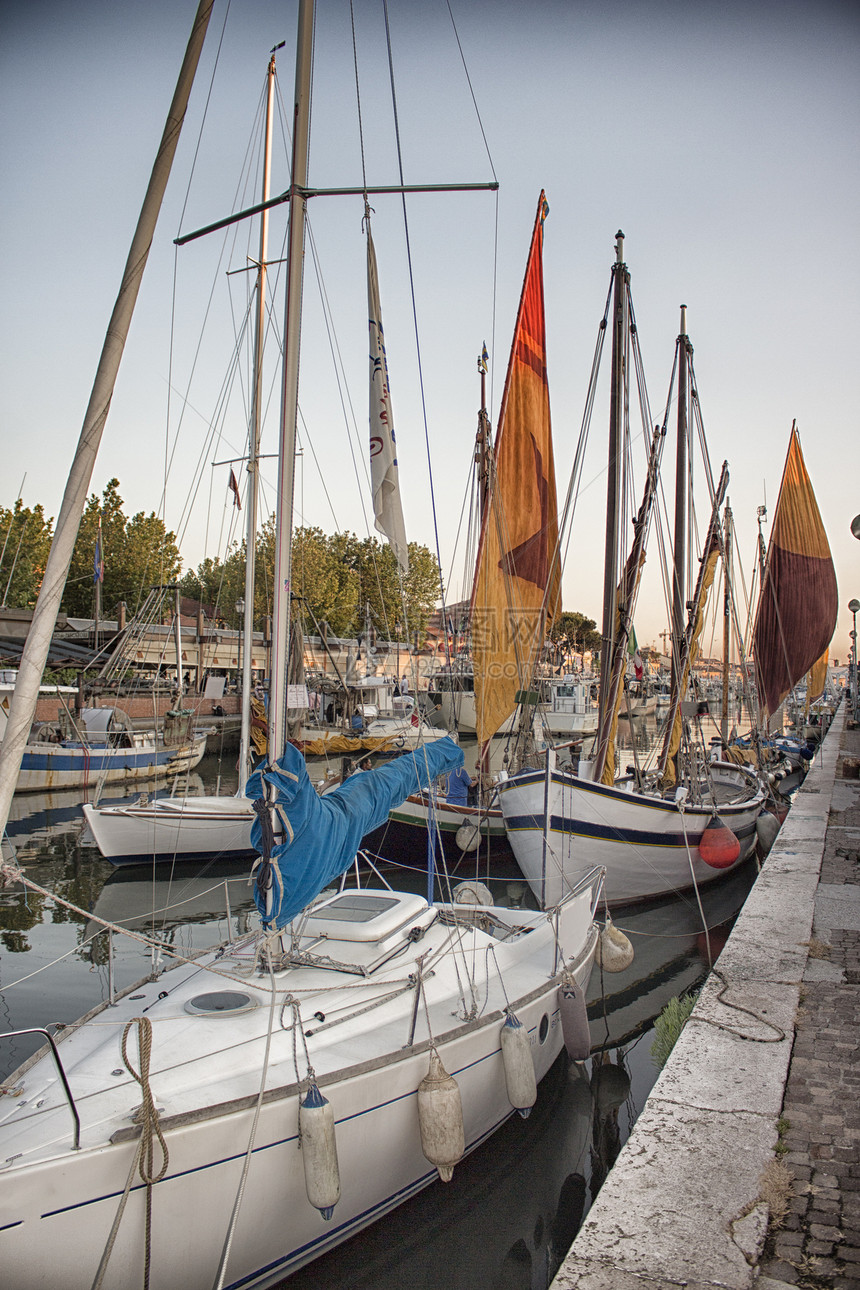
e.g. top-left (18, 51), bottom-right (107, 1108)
top-left (185, 991), bottom-right (258, 1017)
top-left (538, 1013), bottom-right (549, 1044)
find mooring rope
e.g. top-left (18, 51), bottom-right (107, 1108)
top-left (90, 1018), bottom-right (168, 1290)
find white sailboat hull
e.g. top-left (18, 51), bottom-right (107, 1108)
top-left (82, 794), bottom-right (255, 865)
top-left (537, 709), bottom-right (599, 736)
top-left (0, 881), bottom-right (601, 1289)
top-left (499, 762), bottom-right (764, 906)
top-left (437, 689), bottom-right (517, 736)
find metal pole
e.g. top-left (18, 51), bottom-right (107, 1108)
top-left (238, 50), bottom-right (276, 790)
top-left (269, 0), bottom-right (314, 762)
top-left (0, 0), bottom-right (213, 841)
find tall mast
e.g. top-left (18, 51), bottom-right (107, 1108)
top-left (721, 501), bottom-right (732, 742)
top-left (672, 304), bottom-right (688, 695)
top-left (238, 50), bottom-right (276, 787)
top-left (0, 0), bottom-right (213, 841)
top-left (475, 346), bottom-right (491, 527)
top-left (598, 232), bottom-right (626, 728)
top-left (269, 0), bottom-right (314, 761)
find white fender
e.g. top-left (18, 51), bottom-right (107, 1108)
top-left (417, 1050), bottom-right (464, 1182)
top-left (500, 1011), bottom-right (537, 1118)
top-left (455, 821), bottom-right (482, 852)
top-left (596, 919), bottom-right (634, 973)
top-left (299, 1083), bottom-right (340, 1219)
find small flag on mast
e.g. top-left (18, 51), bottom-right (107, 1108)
top-left (228, 469), bottom-right (242, 510)
top-left (93, 518), bottom-right (104, 585)
top-left (367, 218), bottom-right (409, 574)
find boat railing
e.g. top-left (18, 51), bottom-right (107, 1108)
top-left (0, 1027), bottom-right (81, 1150)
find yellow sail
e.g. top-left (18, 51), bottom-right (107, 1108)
top-left (661, 542), bottom-right (720, 789)
top-left (472, 193), bottom-right (560, 744)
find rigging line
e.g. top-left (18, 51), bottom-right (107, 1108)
top-left (349, 0), bottom-right (369, 192)
top-left (160, 1), bottom-right (244, 528)
top-left (444, 0), bottom-right (498, 183)
top-left (381, 0), bottom-right (451, 642)
top-left (165, 67), bottom-right (276, 538)
top-left (303, 219), bottom-right (371, 532)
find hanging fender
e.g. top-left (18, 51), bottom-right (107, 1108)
top-left (299, 1082), bottom-right (341, 1219)
top-left (500, 1011), bottom-right (537, 1118)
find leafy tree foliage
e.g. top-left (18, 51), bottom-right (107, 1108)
top-left (0, 500), bottom-right (54, 608)
top-left (180, 524), bottom-right (442, 642)
top-left (63, 479), bottom-right (181, 617)
top-left (548, 610), bottom-right (602, 655)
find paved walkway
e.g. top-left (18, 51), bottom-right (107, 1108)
top-left (759, 718), bottom-right (860, 1289)
top-left (552, 704), bottom-right (860, 1290)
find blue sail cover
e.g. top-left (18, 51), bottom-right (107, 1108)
top-left (246, 736), bottom-right (463, 928)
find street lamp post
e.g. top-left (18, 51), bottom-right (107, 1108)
top-left (849, 599), bottom-right (860, 721)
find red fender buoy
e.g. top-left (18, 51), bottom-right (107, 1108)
top-left (698, 815), bottom-right (741, 869)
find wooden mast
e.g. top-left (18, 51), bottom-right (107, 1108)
top-left (721, 502), bottom-right (733, 742)
top-left (595, 231), bottom-right (626, 778)
top-left (672, 305), bottom-right (689, 696)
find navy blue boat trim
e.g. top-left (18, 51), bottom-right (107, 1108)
top-left (504, 814), bottom-right (756, 849)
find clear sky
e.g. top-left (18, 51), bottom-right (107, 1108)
top-left (2, 0), bottom-right (859, 660)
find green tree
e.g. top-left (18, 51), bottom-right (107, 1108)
top-left (0, 500), bottom-right (54, 608)
top-left (63, 480), bottom-right (181, 617)
top-left (180, 524), bottom-right (442, 644)
top-left (548, 610), bottom-right (602, 655)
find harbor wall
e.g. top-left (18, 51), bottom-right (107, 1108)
top-left (552, 708), bottom-right (844, 1289)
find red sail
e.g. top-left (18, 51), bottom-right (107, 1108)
top-left (470, 192), bottom-right (560, 743)
top-left (753, 424), bottom-right (837, 719)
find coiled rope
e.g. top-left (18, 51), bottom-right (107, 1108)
top-left (91, 1018), bottom-right (168, 1290)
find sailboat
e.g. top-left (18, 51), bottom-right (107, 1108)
top-left (80, 53), bottom-right (277, 865)
top-left (0, 6), bottom-right (604, 1286)
top-left (347, 194), bottom-right (561, 864)
top-left (498, 249), bottom-right (765, 906)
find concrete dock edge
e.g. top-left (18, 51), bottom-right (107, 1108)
top-left (551, 708), bottom-right (847, 1290)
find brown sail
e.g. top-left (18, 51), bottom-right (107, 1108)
top-left (753, 423), bottom-right (837, 720)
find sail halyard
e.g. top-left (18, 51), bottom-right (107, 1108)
top-left (752, 422), bottom-right (838, 721)
top-left (470, 192), bottom-right (561, 747)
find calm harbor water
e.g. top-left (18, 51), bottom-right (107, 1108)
top-left (0, 730), bottom-right (758, 1289)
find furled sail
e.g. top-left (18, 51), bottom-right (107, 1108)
top-left (471, 192), bottom-right (560, 744)
top-left (660, 535), bottom-right (721, 788)
top-left (247, 736), bottom-right (463, 928)
top-left (753, 424), bottom-right (837, 720)
top-left (367, 215), bottom-right (409, 573)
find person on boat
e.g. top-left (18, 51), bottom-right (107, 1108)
top-left (446, 763), bottom-right (473, 805)
top-left (400, 673), bottom-right (410, 696)
top-left (351, 711), bottom-right (365, 734)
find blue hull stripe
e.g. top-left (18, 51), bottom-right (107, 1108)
top-left (505, 814), bottom-right (757, 849)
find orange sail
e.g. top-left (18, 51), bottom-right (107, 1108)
top-left (753, 424), bottom-right (837, 720)
top-left (471, 192), bottom-right (560, 744)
